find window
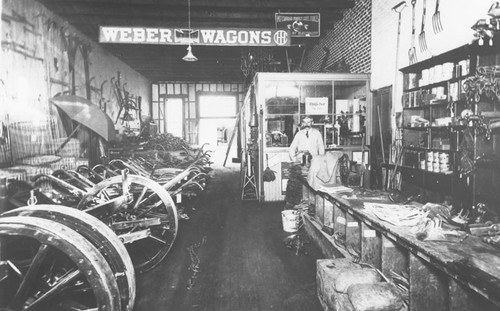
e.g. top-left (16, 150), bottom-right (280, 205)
top-left (199, 95), bottom-right (236, 118)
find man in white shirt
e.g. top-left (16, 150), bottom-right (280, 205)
top-left (288, 116), bottom-right (325, 163)
top-left (284, 116), bottom-right (326, 209)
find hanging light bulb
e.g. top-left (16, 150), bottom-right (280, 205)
top-left (182, 0), bottom-right (197, 62)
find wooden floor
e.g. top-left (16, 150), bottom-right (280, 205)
top-left (134, 166), bottom-right (323, 311)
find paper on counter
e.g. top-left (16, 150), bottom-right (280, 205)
top-left (363, 202), bottom-right (427, 227)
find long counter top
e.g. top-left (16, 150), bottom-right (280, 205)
top-left (303, 182), bottom-right (500, 308)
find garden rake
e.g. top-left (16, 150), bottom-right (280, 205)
top-left (408, 0), bottom-right (418, 64)
top-left (419, 0), bottom-right (428, 52)
top-left (432, 0), bottom-right (443, 34)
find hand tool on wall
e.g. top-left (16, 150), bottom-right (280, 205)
top-left (432, 0), bottom-right (443, 33)
top-left (408, 0), bottom-right (418, 64)
top-left (392, 1), bottom-right (407, 68)
top-left (419, 0), bottom-right (428, 52)
top-left (377, 106), bottom-right (385, 164)
top-left (112, 76), bottom-right (137, 124)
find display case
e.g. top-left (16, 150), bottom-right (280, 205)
top-left (242, 73), bottom-right (371, 202)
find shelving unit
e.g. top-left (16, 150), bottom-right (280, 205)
top-left (398, 44), bottom-right (479, 204)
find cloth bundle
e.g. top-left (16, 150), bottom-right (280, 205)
top-left (307, 151), bottom-right (344, 191)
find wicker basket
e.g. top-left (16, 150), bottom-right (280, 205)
top-left (9, 120), bottom-right (57, 162)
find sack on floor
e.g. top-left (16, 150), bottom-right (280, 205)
top-left (334, 268), bottom-right (381, 293)
top-left (347, 282), bottom-right (403, 311)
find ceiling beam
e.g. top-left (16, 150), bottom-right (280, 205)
top-left (57, 13), bottom-right (341, 28)
top-left (49, 8), bottom-right (343, 21)
top-left (39, 0), bottom-right (355, 11)
top-left (69, 17), bottom-right (337, 30)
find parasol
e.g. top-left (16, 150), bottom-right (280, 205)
top-left (50, 95), bottom-right (116, 153)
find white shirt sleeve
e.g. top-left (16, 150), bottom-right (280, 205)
top-left (317, 131), bottom-right (325, 155)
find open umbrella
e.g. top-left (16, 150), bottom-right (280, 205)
top-left (50, 95), bottom-right (116, 153)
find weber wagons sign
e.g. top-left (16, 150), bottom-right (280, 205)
top-left (99, 27), bottom-right (291, 46)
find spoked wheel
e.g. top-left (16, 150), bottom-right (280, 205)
top-left (1, 205), bottom-right (135, 311)
top-left (0, 216), bottom-right (121, 311)
top-left (77, 173), bottom-right (178, 274)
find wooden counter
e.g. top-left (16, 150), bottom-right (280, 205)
top-left (301, 183), bottom-right (500, 310)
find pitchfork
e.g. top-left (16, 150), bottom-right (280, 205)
top-left (432, 0), bottom-right (443, 33)
top-left (419, 0), bottom-right (428, 52)
top-left (408, 0), bottom-right (418, 64)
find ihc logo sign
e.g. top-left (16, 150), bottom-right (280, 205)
top-left (274, 30), bottom-right (289, 46)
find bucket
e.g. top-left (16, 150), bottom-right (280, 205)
top-left (281, 210), bottom-right (301, 233)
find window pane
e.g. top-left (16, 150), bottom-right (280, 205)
top-left (199, 95), bottom-right (236, 117)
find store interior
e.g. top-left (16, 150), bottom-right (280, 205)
top-left (0, 0), bottom-right (500, 310)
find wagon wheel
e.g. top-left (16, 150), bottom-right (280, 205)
top-left (0, 216), bottom-right (121, 311)
top-left (1, 205), bottom-right (135, 311)
top-left (77, 173), bottom-right (178, 274)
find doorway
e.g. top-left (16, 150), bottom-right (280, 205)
top-left (165, 97), bottom-right (184, 138)
top-left (198, 93), bottom-right (238, 166)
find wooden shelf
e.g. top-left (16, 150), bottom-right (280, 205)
top-left (401, 165), bottom-right (454, 176)
top-left (403, 101), bottom-right (450, 110)
top-left (404, 75), bottom-right (470, 92)
top-left (400, 42), bottom-right (500, 74)
top-left (403, 146), bottom-right (456, 153)
top-left (400, 44), bottom-right (474, 74)
top-left (403, 125), bottom-right (465, 131)
top-left (404, 80), bottom-right (448, 92)
top-left (332, 112), bottom-right (366, 116)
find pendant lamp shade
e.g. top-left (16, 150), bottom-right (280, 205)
top-left (183, 0), bottom-right (197, 62)
top-left (183, 45), bottom-right (198, 62)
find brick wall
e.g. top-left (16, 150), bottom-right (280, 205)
top-left (301, 0), bottom-right (372, 73)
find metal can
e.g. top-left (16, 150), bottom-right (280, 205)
top-left (433, 162), bottom-right (440, 172)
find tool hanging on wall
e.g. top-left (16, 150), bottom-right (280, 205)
top-left (419, 0), bottom-right (428, 52)
top-left (432, 0), bottom-right (443, 33)
top-left (408, 0), bottom-right (418, 64)
top-left (263, 154), bottom-right (276, 182)
top-left (112, 73), bottom-right (138, 124)
top-left (392, 2), bottom-right (407, 168)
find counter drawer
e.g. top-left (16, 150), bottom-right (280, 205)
top-left (402, 167), bottom-right (423, 186)
top-left (424, 173), bottom-right (452, 194)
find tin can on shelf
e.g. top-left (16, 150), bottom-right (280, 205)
top-left (440, 163), bottom-right (450, 173)
top-left (426, 161), bottom-right (433, 171)
top-left (433, 151), bottom-right (440, 160)
top-left (420, 159), bottom-right (426, 170)
top-left (433, 162), bottom-right (440, 172)
top-left (439, 152), bottom-right (449, 163)
top-left (426, 152), bottom-right (434, 162)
